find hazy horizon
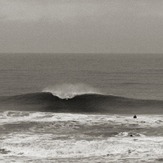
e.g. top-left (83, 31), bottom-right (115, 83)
top-left (0, 52), bottom-right (163, 55)
top-left (0, 0), bottom-right (163, 54)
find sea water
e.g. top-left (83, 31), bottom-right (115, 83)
top-left (0, 53), bottom-right (163, 162)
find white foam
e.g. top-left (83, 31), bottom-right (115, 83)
top-left (1, 133), bottom-right (163, 161)
top-left (1, 112), bottom-right (163, 162)
top-left (1, 112), bottom-right (163, 128)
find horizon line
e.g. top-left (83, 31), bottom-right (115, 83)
top-left (0, 52), bottom-right (163, 55)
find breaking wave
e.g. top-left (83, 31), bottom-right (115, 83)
top-left (42, 83), bottom-right (102, 99)
top-left (0, 92), bottom-right (163, 114)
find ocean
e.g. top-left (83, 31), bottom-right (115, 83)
top-left (0, 53), bottom-right (163, 162)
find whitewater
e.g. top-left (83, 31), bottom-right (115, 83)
top-left (1, 111), bottom-right (163, 162)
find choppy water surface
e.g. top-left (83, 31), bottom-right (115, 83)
top-left (0, 111), bottom-right (163, 162)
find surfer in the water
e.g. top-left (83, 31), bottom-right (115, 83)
top-left (133, 115), bottom-right (137, 119)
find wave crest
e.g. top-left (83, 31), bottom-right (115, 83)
top-left (42, 83), bottom-right (101, 99)
top-left (1, 91), bottom-right (163, 114)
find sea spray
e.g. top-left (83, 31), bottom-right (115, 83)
top-left (42, 83), bottom-right (102, 99)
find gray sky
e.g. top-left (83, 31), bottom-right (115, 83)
top-left (0, 0), bottom-right (163, 53)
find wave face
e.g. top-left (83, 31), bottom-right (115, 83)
top-left (1, 92), bottom-right (163, 114)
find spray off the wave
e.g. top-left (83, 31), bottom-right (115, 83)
top-left (0, 83), bottom-right (163, 114)
top-left (42, 83), bottom-right (102, 99)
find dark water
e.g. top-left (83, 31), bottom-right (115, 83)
top-left (0, 53), bottom-right (163, 100)
top-left (1, 92), bottom-right (163, 114)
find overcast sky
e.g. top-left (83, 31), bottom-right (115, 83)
top-left (0, 0), bottom-right (163, 53)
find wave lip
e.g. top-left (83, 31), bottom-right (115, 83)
top-left (42, 83), bottom-right (102, 99)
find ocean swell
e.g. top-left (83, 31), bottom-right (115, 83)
top-left (0, 92), bottom-right (163, 114)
